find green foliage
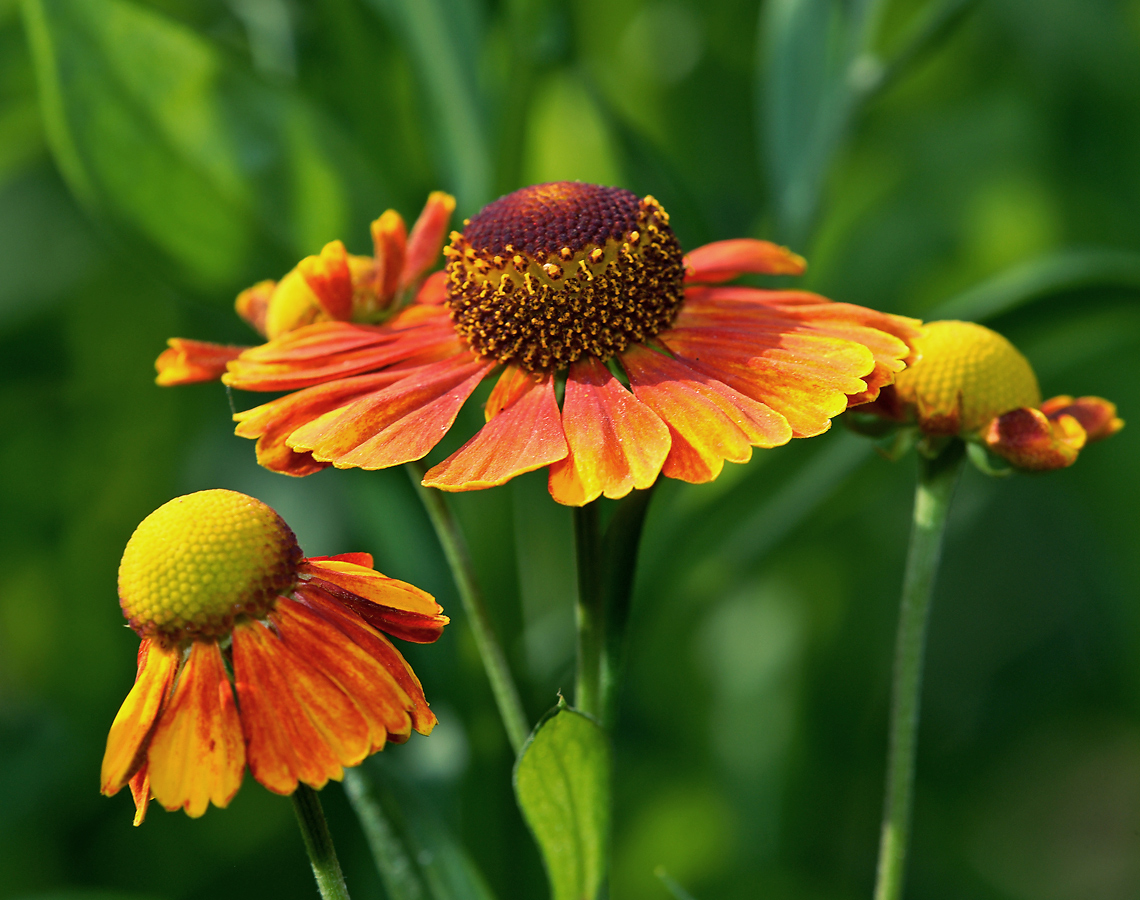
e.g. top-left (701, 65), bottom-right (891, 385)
top-left (514, 704), bottom-right (610, 900)
top-left (2, 0), bottom-right (1139, 898)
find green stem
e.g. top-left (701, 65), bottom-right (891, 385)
top-left (406, 462), bottom-right (530, 755)
top-left (292, 784), bottom-right (351, 900)
top-left (574, 502), bottom-right (603, 721)
top-left (574, 487), bottom-right (656, 730)
top-left (873, 442), bottom-right (965, 900)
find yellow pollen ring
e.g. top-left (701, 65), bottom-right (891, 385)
top-left (893, 320), bottom-right (1042, 434)
top-left (118, 490), bottom-right (301, 643)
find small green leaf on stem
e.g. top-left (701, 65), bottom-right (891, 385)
top-left (514, 704), bottom-right (611, 900)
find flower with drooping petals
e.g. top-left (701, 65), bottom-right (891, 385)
top-left (101, 489), bottom-right (448, 824)
top-left (858, 320), bottom-right (1122, 470)
top-left (159, 182), bottom-right (921, 505)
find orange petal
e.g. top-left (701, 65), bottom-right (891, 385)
top-left (296, 585), bottom-right (436, 735)
top-left (298, 240), bottom-right (354, 321)
top-left (299, 557), bottom-right (449, 643)
top-left (984, 406), bottom-right (1086, 470)
top-left (224, 314), bottom-right (458, 392)
top-left (422, 374), bottom-right (568, 491)
top-left (235, 279), bottom-right (275, 337)
top-left (272, 597), bottom-right (417, 750)
top-left (547, 356), bottom-right (671, 506)
top-left (307, 551), bottom-right (374, 568)
top-left (101, 640), bottom-right (180, 796)
top-left (287, 353), bottom-right (494, 469)
top-left (1040, 395), bottom-right (1124, 442)
top-left (401, 191), bottom-right (456, 290)
top-left (684, 239), bottom-right (807, 283)
top-left (128, 765), bottom-right (151, 826)
top-left (415, 269), bottom-right (449, 306)
top-left (662, 327), bottom-right (872, 437)
top-left (677, 287), bottom-right (920, 404)
top-left (621, 344), bottom-right (792, 483)
top-left (485, 365), bottom-right (533, 422)
top-left (371, 210), bottom-right (408, 304)
top-left (232, 620), bottom-right (370, 795)
top-left (155, 339), bottom-right (247, 386)
top-left (146, 641), bottom-right (246, 818)
top-left (234, 369), bottom-right (417, 476)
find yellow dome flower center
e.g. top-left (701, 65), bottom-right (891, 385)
top-left (118, 490), bottom-right (301, 643)
top-left (444, 182), bottom-right (685, 373)
top-left (893, 320), bottom-right (1042, 434)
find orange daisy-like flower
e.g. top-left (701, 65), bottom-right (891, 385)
top-left (101, 489), bottom-right (447, 824)
top-left (160, 182), bottom-right (921, 505)
top-left (861, 320), bottom-right (1123, 470)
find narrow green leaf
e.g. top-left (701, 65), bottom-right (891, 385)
top-left (927, 248), bottom-right (1140, 323)
top-left (22, 0), bottom-right (384, 291)
top-left (345, 764), bottom-right (498, 900)
top-left (514, 703), bottom-right (611, 900)
top-left (364, 0), bottom-right (490, 214)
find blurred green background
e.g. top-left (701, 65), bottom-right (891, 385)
top-left (2, 0), bottom-right (1139, 898)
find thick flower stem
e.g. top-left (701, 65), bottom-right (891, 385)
top-left (406, 462), bottom-right (530, 755)
top-left (292, 784), bottom-right (351, 900)
top-left (873, 442), bottom-right (965, 900)
top-left (574, 487), bottom-right (656, 731)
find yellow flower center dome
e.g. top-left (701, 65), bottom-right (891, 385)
top-left (893, 320), bottom-right (1042, 434)
top-left (444, 182), bottom-right (685, 373)
top-left (118, 490), bottom-right (301, 642)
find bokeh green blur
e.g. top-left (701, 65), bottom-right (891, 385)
top-left (2, 0), bottom-right (1139, 898)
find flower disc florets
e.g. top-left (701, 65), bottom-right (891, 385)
top-left (444, 182), bottom-right (685, 372)
top-left (118, 490), bottom-right (301, 643)
top-left (893, 320), bottom-right (1042, 435)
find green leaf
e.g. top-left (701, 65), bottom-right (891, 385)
top-left (344, 764), bottom-right (498, 900)
top-left (22, 0), bottom-right (385, 291)
top-left (514, 703), bottom-right (611, 900)
top-left (364, 0), bottom-right (490, 214)
top-left (928, 248), bottom-right (1140, 323)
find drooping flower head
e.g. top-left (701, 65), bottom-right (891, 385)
top-left (158, 183), bottom-right (922, 504)
top-left (102, 490), bottom-right (448, 824)
top-left (857, 320), bottom-right (1122, 470)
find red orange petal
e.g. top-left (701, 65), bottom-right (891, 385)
top-left (298, 557), bottom-right (448, 644)
top-left (272, 597), bottom-right (416, 750)
top-left (402, 191), bottom-right (456, 290)
top-left (155, 339), bottom-right (247, 387)
top-left (415, 269), bottom-right (449, 306)
top-left (662, 327), bottom-right (872, 437)
top-left (678, 287), bottom-right (919, 404)
top-left (234, 369), bottom-right (417, 476)
top-left (547, 356), bottom-right (671, 506)
top-left (234, 280), bottom-right (274, 337)
top-left (286, 353), bottom-right (494, 469)
top-left (621, 344), bottom-right (792, 483)
top-left (684, 239), bottom-right (806, 283)
top-left (232, 620), bottom-right (370, 795)
top-left (128, 765), bottom-right (150, 826)
top-left (298, 240), bottom-right (354, 321)
top-left (371, 210), bottom-right (408, 303)
top-left (224, 314), bottom-right (458, 392)
top-left (422, 374), bottom-right (569, 491)
top-left (101, 640), bottom-right (179, 796)
top-left (485, 365), bottom-right (532, 422)
top-left (146, 641), bottom-right (246, 818)
top-left (1040, 395), bottom-right (1124, 442)
top-left (984, 406), bottom-right (1086, 470)
top-left (296, 585), bottom-right (436, 735)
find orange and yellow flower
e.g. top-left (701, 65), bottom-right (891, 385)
top-left (159, 182), bottom-right (921, 505)
top-left (101, 490), bottom-right (447, 824)
top-left (861, 320), bottom-right (1123, 470)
